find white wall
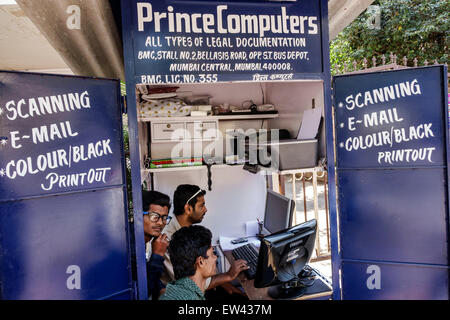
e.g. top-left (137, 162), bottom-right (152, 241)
top-left (153, 165), bottom-right (267, 244)
top-left (265, 81), bottom-right (327, 157)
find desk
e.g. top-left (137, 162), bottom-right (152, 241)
top-left (222, 250), bottom-right (333, 300)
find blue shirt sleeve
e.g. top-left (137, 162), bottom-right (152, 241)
top-left (147, 253), bottom-right (166, 300)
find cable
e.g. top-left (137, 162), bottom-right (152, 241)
top-left (259, 82), bottom-right (265, 104)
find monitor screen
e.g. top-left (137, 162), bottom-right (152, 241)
top-left (263, 190), bottom-right (294, 234)
top-left (254, 219), bottom-right (317, 299)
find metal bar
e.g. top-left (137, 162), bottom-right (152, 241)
top-left (302, 175), bottom-right (307, 222)
top-left (291, 173), bottom-right (297, 226)
top-left (272, 173), bottom-right (280, 194)
top-left (147, 122), bottom-right (151, 157)
top-left (266, 173), bottom-right (273, 192)
top-left (324, 172), bottom-right (331, 252)
top-left (341, 63), bottom-right (409, 75)
top-left (313, 170), bottom-right (321, 257)
top-left (279, 174), bottom-right (286, 196)
top-left (150, 172), bottom-right (155, 191)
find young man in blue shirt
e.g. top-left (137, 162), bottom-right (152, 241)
top-left (141, 190), bottom-right (172, 300)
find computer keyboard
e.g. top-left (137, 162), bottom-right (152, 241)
top-left (231, 243), bottom-right (259, 280)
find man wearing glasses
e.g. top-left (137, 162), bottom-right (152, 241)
top-left (162, 184), bottom-right (249, 300)
top-left (142, 190), bottom-right (172, 300)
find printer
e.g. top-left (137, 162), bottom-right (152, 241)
top-left (245, 108), bottom-right (322, 170)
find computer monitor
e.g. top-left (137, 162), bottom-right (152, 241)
top-left (254, 219), bottom-right (317, 299)
top-left (262, 189), bottom-right (295, 235)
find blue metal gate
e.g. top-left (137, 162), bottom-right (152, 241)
top-left (333, 66), bottom-right (449, 299)
top-left (0, 71), bottom-right (133, 299)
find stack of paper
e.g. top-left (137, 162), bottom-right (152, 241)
top-left (219, 236), bottom-right (260, 251)
top-left (150, 157), bottom-right (203, 168)
top-left (297, 108), bottom-right (322, 140)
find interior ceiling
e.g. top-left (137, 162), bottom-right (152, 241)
top-left (3, 0), bottom-right (374, 79)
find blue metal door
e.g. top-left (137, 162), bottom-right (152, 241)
top-left (332, 66), bottom-right (449, 299)
top-left (0, 71), bottom-right (133, 299)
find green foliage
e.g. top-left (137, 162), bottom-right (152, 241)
top-left (330, 0), bottom-right (449, 73)
top-left (123, 114), bottom-right (134, 219)
top-left (330, 36), bottom-right (354, 75)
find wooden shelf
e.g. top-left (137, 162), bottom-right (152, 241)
top-left (138, 113), bottom-right (278, 122)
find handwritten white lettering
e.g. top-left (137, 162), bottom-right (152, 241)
top-left (4, 91), bottom-right (91, 121)
top-left (344, 79), bottom-right (421, 111)
top-left (4, 139), bottom-right (113, 180)
top-left (41, 168), bottom-right (111, 191)
top-left (137, 4), bottom-right (319, 37)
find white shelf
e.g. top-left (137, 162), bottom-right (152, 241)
top-left (259, 166), bottom-right (325, 175)
top-left (139, 113), bottom-right (278, 122)
top-left (143, 164), bottom-right (244, 173)
top-left (142, 164), bottom-right (325, 174)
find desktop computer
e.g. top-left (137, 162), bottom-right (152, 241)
top-left (232, 189), bottom-right (296, 280)
top-left (233, 219), bottom-right (318, 299)
top-left (261, 189), bottom-right (295, 235)
top-left (254, 219), bottom-right (317, 299)
top-left (231, 189), bottom-right (318, 299)
top-left (232, 189), bottom-right (294, 280)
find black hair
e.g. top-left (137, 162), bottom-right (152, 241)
top-left (142, 190), bottom-right (171, 212)
top-left (173, 184), bottom-right (206, 216)
top-left (168, 225), bottom-right (212, 280)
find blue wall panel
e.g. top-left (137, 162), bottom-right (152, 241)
top-left (0, 189), bottom-right (131, 300)
top-left (342, 261), bottom-right (448, 300)
top-left (338, 169), bottom-right (447, 265)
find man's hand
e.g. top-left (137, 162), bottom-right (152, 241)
top-left (226, 259), bottom-right (249, 280)
top-left (152, 233), bottom-right (169, 256)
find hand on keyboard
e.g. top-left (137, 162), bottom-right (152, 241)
top-left (231, 244), bottom-right (259, 280)
top-left (227, 259), bottom-right (250, 280)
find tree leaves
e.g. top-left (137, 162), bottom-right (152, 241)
top-left (330, 0), bottom-right (449, 73)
